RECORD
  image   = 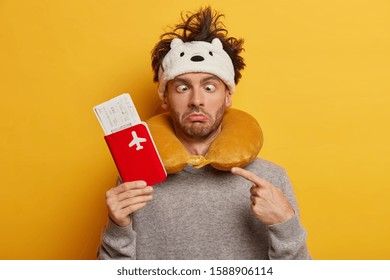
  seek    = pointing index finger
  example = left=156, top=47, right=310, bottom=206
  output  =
left=231, top=167, right=270, bottom=188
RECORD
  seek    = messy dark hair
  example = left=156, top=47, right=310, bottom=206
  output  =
left=151, top=6, right=245, bottom=84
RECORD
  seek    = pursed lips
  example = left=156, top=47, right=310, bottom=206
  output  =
left=185, top=113, right=209, bottom=122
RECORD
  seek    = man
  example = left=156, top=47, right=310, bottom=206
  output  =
left=99, top=7, right=310, bottom=259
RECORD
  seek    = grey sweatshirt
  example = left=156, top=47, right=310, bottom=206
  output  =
left=99, top=158, right=311, bottom=259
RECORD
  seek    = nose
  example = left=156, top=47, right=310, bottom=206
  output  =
left=189, top=87, right=205, bottom=108
left=190, top=55, right=204, bottom=62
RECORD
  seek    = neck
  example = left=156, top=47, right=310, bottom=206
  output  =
left=174, top=125, right=222, bottom=156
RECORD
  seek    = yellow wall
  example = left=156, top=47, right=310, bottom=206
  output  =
left=1, top=0, right=389, bottom=259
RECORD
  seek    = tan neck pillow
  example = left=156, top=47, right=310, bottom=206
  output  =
left=146, top=108, right=263, bottom=174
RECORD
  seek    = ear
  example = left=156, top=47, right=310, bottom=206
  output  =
left=170, top=38, right=183, bottom=49
left=211, top=38, right=223, bottom=49
left=161, top=92, right=169, bottom=110
left=225, top=92, right=232, bottom=108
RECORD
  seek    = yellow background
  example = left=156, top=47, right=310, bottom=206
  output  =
left=1, top=0, right=389, bottom=259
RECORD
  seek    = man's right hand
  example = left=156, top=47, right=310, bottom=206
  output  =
left=105, top=181, right=153, bottom=227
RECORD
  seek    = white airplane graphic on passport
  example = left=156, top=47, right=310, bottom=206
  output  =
left=129, top=131, right=146, bottom=151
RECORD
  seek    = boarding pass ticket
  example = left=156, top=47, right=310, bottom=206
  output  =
left=93, top=93, right=141, bottom=135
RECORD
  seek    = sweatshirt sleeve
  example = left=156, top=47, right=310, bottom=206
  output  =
left=98, top=218, right=137, bottom=260
left=267, top=168, right=311, bottom=260
left=267, top=214, right=311, bottom=259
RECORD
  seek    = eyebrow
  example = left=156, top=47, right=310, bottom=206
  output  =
left=171, top=74, right=223, bottom=84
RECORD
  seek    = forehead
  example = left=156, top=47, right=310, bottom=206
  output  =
left=170, top=72, right=224, bottom=84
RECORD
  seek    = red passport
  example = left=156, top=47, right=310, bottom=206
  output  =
left=104, top=122, right=167, bottom=186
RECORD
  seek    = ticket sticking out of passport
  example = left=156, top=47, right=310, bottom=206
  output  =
left=93, top=93, right=141, bottom=135
left=94, top=94, right=167, bottom=185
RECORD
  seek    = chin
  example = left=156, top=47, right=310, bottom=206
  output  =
left=183, top=126, right=215, bottom=139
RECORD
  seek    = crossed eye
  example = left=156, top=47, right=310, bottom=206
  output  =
left=177, top=85, right=189, bottom=92
left=204, top=84, right=216, bottom=92
left=176, top=84, right=216, bottom=93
